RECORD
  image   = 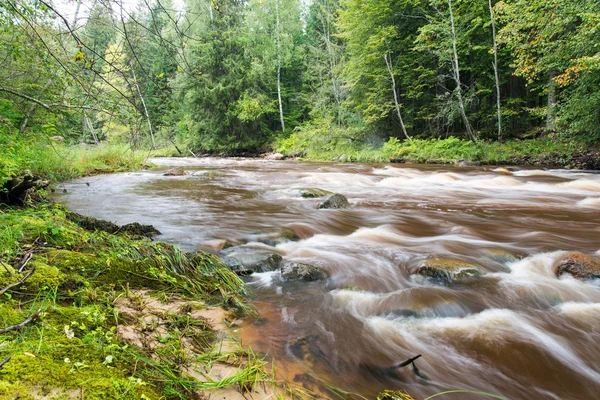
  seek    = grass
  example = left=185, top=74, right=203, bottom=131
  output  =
left=0, top=128, right=149, bottom=190
left=0, top=203, right=260, bottom=399
left=276, top=128, right=588, bottom=166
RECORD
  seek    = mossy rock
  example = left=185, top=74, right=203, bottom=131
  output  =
left=416, top=258, right=483, bottom=283
left=296, top=188, right=332, bottom=198
left=318, top=193, right=349, bottom=209
left=555, top=252, right=600, bottom=280
left=281, top=263, right=329, bottom=281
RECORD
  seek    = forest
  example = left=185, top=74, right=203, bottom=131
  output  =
left=0, top=0, right=599, bottom=163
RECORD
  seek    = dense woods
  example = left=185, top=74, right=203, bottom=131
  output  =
left=0, top=0, right=599, bottom=155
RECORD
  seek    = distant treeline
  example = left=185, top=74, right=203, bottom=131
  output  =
left=0, top=0, right=598, bottom=152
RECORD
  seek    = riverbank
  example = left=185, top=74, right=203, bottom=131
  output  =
left=151, top=135, right=599, bottom=170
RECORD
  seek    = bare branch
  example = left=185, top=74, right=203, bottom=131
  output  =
left=0, top=310, right=41, bottom=334
left=0, top=267, right=36, bottom=296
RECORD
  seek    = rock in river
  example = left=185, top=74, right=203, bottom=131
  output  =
left=221, top=248, right=283, bottom=273
left=416, top=258, right=483, bottom=283
left=554, top=252, right=600, bottom=280
left=281, top=262, right=329, bottom=281
left=163, top=168, right=186, bottom=176
left=296, top=188, right=332, bottom=198
left=318, top=193, right=349, bottom=209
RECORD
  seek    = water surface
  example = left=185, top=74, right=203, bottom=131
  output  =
left=56, top=158, right=600, bottom=399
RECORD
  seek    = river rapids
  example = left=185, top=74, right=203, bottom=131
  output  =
left=56, top=158, right=600, bottom=400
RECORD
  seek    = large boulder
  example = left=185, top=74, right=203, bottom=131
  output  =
left=415, top=258, right=483, bottom=283
left=281, top=262, right=328, bottom=281
left=318, top=194, right=349, bottom=209
left=163, top=168, right=186, bottom=176
left=221, top=249, right=283, bottom=273
left=554, top=252, right=600, bottom=280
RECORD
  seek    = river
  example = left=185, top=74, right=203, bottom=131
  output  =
left=56, top=157, right=600, bottom=400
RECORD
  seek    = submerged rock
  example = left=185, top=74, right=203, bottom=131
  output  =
left=221, top=249, right=283, bottom=273
left=318, top=193, right=349, bottom=209
left=296, top=188, right=332, bottom=198
left=281, top=262, right=329, bottom=281
left=255, top=228, right=301, bottom=246
left=163, top=168, right=186, bottom=176
left=484, top=248, right=520, bottom=265
left=416, top=258, right=483, bottom=283
left=198, top=239, right=234, bottom=252
left=555, top=252, right=600, bottom=280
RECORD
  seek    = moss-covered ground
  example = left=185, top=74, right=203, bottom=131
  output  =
left=0, top=203, right=278, bottom=399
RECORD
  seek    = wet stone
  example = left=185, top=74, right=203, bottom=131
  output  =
left=221, top=248, right=283, bottom=273
left=416, top=258, right=483, bottom=283
left=163, top=168, right=186, bottom=176
left=281, top=262, right=329, bottom=281
left=318, top=193, right=349, bottom=209
left=296, top=188, right=332, bottom=198
left=555, top=252, right=600, bottom=280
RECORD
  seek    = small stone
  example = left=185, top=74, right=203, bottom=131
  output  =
left=318, top=193, right=349, bottom=209
left=163, top=168, right=186, bottom=176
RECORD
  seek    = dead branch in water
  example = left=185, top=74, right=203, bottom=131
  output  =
left=0, top=310, right=41, bottom=334
left=391, top=354, right=422, bottom=369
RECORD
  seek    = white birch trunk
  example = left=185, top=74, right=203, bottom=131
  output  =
left=384, top=53, right=411, bottom=141
left=489, top=0, right=502, bottom=141
left=275, top=0, right=285, bottom=132
left=448, top=0, right=475, bottom=141
left=130, top=62, right=156, bottom=149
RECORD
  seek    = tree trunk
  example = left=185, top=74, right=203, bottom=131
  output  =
left=130, top=61, right=156, bottom=148
left=19, top=77, right=54, bottom=133
left=489, top=0, right=502, bottom=141
left=275, top=0, right=285, bottom=133
left=448, top=0, right=475, bottom=141
left=546, top=71, right=556, bottom=131
left=384, top=52, right=411, bottom=141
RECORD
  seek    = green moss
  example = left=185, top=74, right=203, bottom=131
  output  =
left=22, top=259, right=66, bottom=292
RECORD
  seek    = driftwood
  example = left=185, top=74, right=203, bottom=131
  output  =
left=0, top=356, right=10, bottom=369
left=0, top=310, right=41, bottom=334
left=0, top=267, right=36, bottom=296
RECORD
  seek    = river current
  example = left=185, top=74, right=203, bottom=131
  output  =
left=56, top=157, right=600, bottom=399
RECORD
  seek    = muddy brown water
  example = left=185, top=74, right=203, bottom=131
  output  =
left=55, top=158, right=600, bottom=400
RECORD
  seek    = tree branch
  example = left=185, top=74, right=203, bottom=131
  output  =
left=0, top=310, right=41, bottom=334
left=0, top=267, right=36, bottom=296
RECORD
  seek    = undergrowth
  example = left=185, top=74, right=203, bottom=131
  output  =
left=276, top=128, right=587, bottom=165
left=0, top=128, right=148, bottom=189
left=0, top=203, right=254, bottom=399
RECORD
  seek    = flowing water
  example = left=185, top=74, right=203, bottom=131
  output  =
left=56, top=158, right=600, bottom=399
